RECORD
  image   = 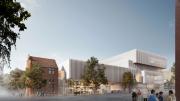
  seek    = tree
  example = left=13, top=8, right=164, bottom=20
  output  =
left=66, top=78, right=75, bottom=87
left=9, top=68, right=25, bottom=90
left=0, top=74, right=4, bottom=86
left=24, top=64, right=47, bottom=92
left=164, top=80, right=172, bottom=90
left=0, top=73, right=11, bottom=89
left=0, top=0, right=31, bottom=67
left=96, top=65, right=108, bottom=86
left=170, top=63, right=175, bottom=84
left=82, top=57, right=108, bottom=92
left=122, top=71, right=136, bottom=93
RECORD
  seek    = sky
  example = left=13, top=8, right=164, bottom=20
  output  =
left=4, top=0, right=175, bottom=73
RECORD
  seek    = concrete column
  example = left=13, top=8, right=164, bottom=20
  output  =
left=176, top=0, right=180, bottom=100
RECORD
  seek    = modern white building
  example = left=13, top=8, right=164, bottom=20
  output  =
left=100, top=49, right=166, bottom=68
left=62, top=59, right=128, bottom=83
left=62, top=49, right=167, bottom=91
left=100, top=49, right=167, bottom=88
left=62, top=59, right=129, bottom=91
left=62, top=59, right=86, bottom=80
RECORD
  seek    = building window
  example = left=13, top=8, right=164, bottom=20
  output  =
left=49, top=79, right=51, bottom=84
left=48, top=68, right=55, bottom=74
left=52, top=68, right=55, bottom=74
left=52, top=84, right=55, bottom=93
left=48, top=68, right=52, bottom=74
left=49, top=78, right=55, bottom=85
left=52, top=79, right=54, bottom=82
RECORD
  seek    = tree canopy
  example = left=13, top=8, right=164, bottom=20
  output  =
left=9, top=68, right=25, bottom=90
left=0, top=0, right=31, bottom=67
left=8, top=64, right=47, bottom=92
left=122, top=71, right=136, bottom=92
left=24, top=64, right=47, bottom=90
left=170, top=63, right=175, bottom=84
left=81, top=57, right=108, bottom=90
left=66, top=78, right=75, bottom=87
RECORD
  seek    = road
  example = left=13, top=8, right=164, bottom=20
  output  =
left=0, top=94, right=132, bottom=101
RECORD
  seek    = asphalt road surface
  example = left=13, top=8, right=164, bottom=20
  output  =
left=0, top=94, right=132, bottom=101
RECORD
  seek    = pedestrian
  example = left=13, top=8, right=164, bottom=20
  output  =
left=137, top=89, right=142, bottom=101
left=132, top=91, right=137, bottom=101
left=148, top=89, right=157, bottom=101
left=166, top=90, right=176, bottom=101
left=158, top=91, right=163, bottom=101
left=142, top=89, right=148, bottom=101
left=156, top=93, right=159, bottom=101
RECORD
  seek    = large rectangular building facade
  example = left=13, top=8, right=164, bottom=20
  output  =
left=100, top=49, right=167, bottom=88
left=100, top=49, right=166, bottom=68
left=62, top=59, right=129, bottom=91
left=62, top=49, right=167, bottom=90
left=62, top=59, right=128, bottom=83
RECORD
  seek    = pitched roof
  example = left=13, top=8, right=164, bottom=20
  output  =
left=61, top=66, right=65, bottom=71
left=28, top=56, right=58, bottom=68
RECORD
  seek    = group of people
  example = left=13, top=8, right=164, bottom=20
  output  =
left=132, top=89, right=176, bottom=101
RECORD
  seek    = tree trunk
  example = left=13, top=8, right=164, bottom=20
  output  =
left=128, top=84, right=131, bottom=93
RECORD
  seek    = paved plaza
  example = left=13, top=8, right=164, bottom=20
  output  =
left=0, top=94, right=131, bottom=101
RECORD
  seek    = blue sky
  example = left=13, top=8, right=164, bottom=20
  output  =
left=4, top=0, right=175, bottom=73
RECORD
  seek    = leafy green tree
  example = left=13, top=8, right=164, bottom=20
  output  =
left=170, top=63, right=175, bottom=84
left=164, top=80, right=172, bottom=90
left=0, top=73, right=11, bottom=89
left=96, top=65, right=108, bottom=86
left=24, top=64, right=47, bottom=92
left=0, top=74, right=4, bottom=86
left=0, top=0, right=31, bottom=67
left=66, top=78, right=75, bottom=87
left=82, top=57, right=108, bottom=92
left=9, top=68, right=25, bottom=90
left=66, top=78, right=78, bottom=94
left=122, top=71, right=136, bottom=93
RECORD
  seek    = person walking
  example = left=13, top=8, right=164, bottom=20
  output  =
left=158, top=91, right=163, bottom=101
left=148, top=89, right=157, bottom=101
left=166, top=90, right=176, bottom=101
left=155, top=93, right=159, bottom=101
left=132, top=91, right=137, bottom=101
left=137, top=89, right=142, bottom=101
left=142, top=89, right=148, bottom=101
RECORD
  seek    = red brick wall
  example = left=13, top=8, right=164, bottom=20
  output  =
left=41, top=67, right=58, bottom=95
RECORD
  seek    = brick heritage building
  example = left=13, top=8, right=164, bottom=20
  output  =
left=26, top=56, right=58, bottom=96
